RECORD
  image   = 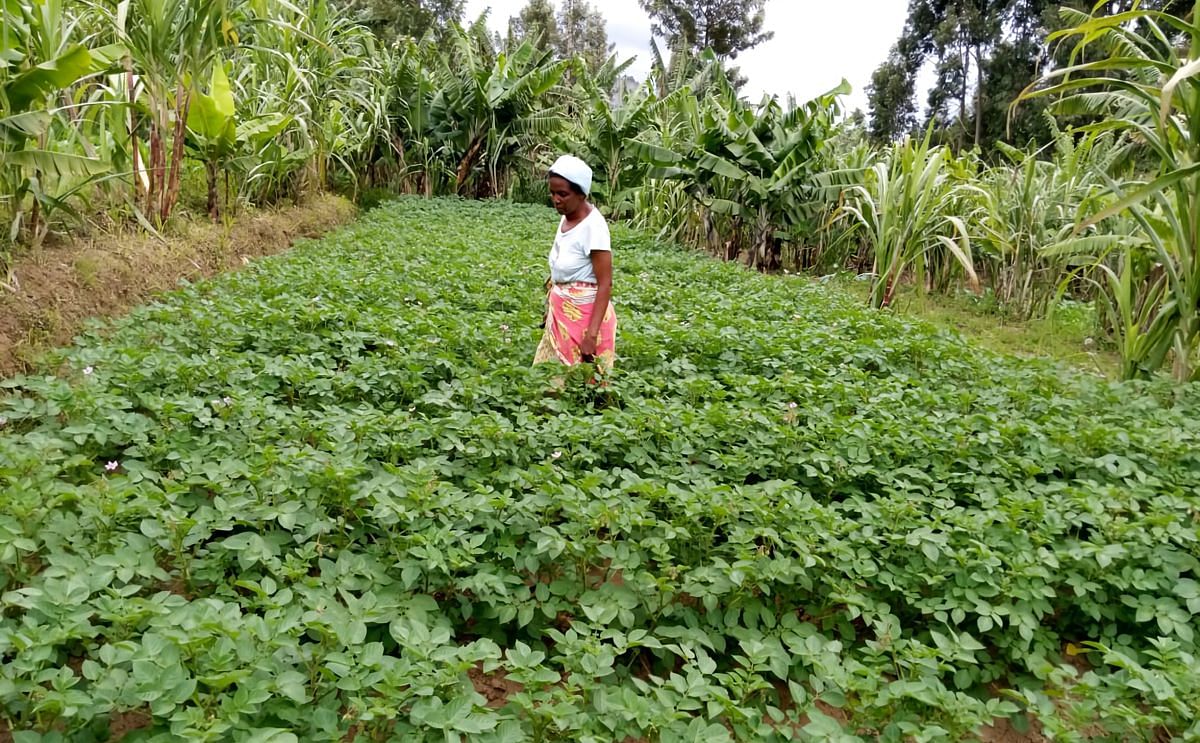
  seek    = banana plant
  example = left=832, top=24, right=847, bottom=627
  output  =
left=185, top=59, right=288, bottom=219
left=1, top=0, right=125, bottom=246
left=558, top=55, right=687, bottom=213
left=389, top=37, right=452, bottom=196
left=635, top=68, right=848, bottom=270
left=120, top=0, right=234, bottom=224
left=428, top=21, right=570, bottom=196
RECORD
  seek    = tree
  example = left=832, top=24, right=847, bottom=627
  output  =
left=866, top=43, right=918, bottom=143
left=336, top=0, right=464, bottom=42
left=557, top=0, right=611, bottom=75
left=637, top=0, right=772, bottom=59
left=508, top=0, right=558, bottom=53
left=866, top=0, right=1083, bottom=150
left=509, top=0, right=612, bottom=77
left=864, top=0, right=1192, bottom=152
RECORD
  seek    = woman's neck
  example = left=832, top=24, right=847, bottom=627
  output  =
left=565, top=201, right=590, bottom=223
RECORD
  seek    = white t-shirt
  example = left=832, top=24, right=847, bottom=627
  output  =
left=549, top=207, right=611, bottom=284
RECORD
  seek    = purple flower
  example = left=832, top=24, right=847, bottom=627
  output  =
left=105, top=461, right=119, bottom=472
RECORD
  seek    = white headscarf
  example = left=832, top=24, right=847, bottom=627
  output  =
left=548, top=155, right=592, bottom=196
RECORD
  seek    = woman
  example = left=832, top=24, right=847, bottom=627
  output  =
left=533, top=155, right=617, bottom=373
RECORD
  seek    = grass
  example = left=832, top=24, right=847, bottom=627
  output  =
left=812, top=273, right=1121, bottom=378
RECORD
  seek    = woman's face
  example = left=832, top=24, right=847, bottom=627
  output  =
left=548, top=175, right=585, bottom=216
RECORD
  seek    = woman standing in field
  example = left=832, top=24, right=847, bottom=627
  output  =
left=533, top=155, right=617, bottom=372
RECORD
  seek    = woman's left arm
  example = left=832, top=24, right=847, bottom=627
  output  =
left=581, top=250, right=612, bottom=358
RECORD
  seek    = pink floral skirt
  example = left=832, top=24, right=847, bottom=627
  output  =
left=533, top=282, right=616, bottom=371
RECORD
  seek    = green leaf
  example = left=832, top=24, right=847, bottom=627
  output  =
left=0, top=148, right=109, bottom=177
left=4, top=43, right=126, bottom=113
left=237, top=729, right=298, bottom=743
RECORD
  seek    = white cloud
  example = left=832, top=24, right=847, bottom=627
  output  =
left=462, top=0, right=910, bottom=113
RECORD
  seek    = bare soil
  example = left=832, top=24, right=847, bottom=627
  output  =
left=468, top=662, right=525, bottom=709
left=0, top=194, right=355, bottom=376
left=979, top=715, right=1048, bottom=743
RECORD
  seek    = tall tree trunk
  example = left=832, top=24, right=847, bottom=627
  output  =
left=148, top=105, right=164, bottom=218
left=974, top=45, right=984, bottom=150
left=161, top=82, right=191, bottom=223
left=958, top=44, right=969, bottom=151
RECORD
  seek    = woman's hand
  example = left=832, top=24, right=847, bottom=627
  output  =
left=580, top=330, right=598, bottom=358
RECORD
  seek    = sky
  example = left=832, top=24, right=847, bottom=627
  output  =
left=461, top=0, right=911, bottom=114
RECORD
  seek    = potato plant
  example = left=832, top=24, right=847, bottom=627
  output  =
left=1, top=199, right=1198, bottom=741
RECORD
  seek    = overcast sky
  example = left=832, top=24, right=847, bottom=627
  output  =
left=461, top=0, right=910, bottom=114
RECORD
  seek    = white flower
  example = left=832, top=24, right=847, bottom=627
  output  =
left=0, top=416, right=7, bottom=428
left=105, top=461, right=119, bottom=472
left=788, top=402, right=798, bottom=410
left=385, top=340, right=396, bottom=347
left=83, top=366, right=94, bottom=376
left=222, top=396, right=233, bottom=405
left=500, top=324, right=510, bottom=332
left=551, top=451, right=563, bottom=460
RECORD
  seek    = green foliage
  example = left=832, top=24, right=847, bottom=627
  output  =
left=2, top=199, right=1199, bottom=740
left=637, top=0, right=772, bottom=59
left=631, top=67, right=845, bottom=270
left=839, top=129, right=980, bottom=309
left=333, top=0, right=465, bottom=43
left=185, top=59, right=289, bottom=218
left=1022, top=2, right=1200, bottom=381
left=967, top=118, right=1132, bottom=320
left=554, top=0, right=611, bottom=77
left=0, top=0, right=125, bottom=246
left=866, top=42, right=918, bottom=144
left=507, top=0, right=558, bottom=53
left=6, top=0, right=1200, bottom=388
left=865, top=0, right=1094, bottom=151
left=0, top=0, right=391, bottom=242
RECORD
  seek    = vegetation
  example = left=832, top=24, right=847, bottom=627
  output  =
left=334, top=0, right=466, bottom=43
left=506, top=0, right=612, bottom=76
left=2, top=199, right=1198, bottom=741
left=637, top=0, right=772, bottom=59
left=864, top=0, right=1188, bottom=151
left=6, top=0, right=1200, bottom=381
left=4, top=0, right=1200, bottom=737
